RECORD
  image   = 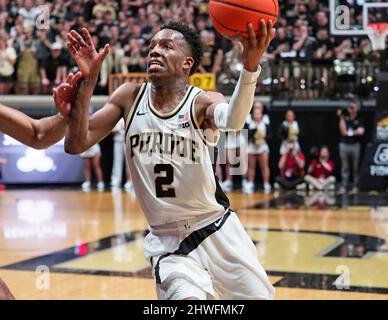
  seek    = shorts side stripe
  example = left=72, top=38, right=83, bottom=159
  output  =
left=154, top=210, right=231, bottom=284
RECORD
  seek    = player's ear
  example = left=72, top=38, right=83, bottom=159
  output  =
left=183, top=56, right=194, bottom=72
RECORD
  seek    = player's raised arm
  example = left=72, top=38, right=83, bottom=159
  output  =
left=63, top=27, right=121, bottom=154
left=0, top=72, right=82, bottom=149
left=200, top=19, right=276, bottom=131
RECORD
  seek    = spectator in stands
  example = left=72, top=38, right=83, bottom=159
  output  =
left=9, top=15, right=25, bottom=40
left=334, top=38, right=354, bottom=60
left=137, top=7, right=148, bottom=28
left=314, top=28, right=335, bottom=59
left=305, top=145, right=336, bottom=191
left=356, top=37, right=379, bottom=64
left=141, top=13, right=160, bottom=42
left=0, top=6, right=9, bottom=31
left=292, top=22, right=316, bottom=60
left=312, top=11, right=329, bottom=35
left=218, top=38, right=243, bottom=86
left=306, top=0, right=322, bottom=17
left=245, top=101, right=272, bottom=194
left=53, top=19, right=73, bottom=47
left=110, top=25, right=122, bottom=44
left=39, top=42, right=68, bottom=94
left=92, top=0, right=117, bottom=19
left=275, top=140, right=306, bottom=191
left=312, top=28, right=335, bottom=98
left=198, top=30, right=223, bottom=74
left=0, top=34, right=17, bottom=94
left=268, top=27, right=291, bottom=59
left=18, top=0, right=38, bottom=28
left=123, top=24, right=146, bottom=48
left=123, top=38, right=146, bottom=73
left=266, top=27, right=291, bottom=91
left=117, top=11, right=128, bottom=35
left=290, top=22, right=317, bottom=97
left=337, top=98, right=365, bottom=194
left=195, top=16, right=208, bottom=34
left=279, top=109, right=301, bottom=155
left=35, top=29, right=52, bottom=64
left=296, top=2, right=309, bottom=24
left=80, top=143, right=105, bottom=192
left=14, top=26, right=40, bottom=94
left=99, top=40, right=127, bottom=94
left=145, top=0, right=161, bottom=18
left=110, top=119, right=133, bottom=192
left=51, top=0, right=67, bottom=22
left=0, top=0, right=383, bottom=100
left=125, top=0, right=142, bottom=16
left=65, top=0, right=83, bottom=21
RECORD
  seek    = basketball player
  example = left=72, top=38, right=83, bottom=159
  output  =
left=61, top=20, right=276, bottom=300
left=0, top=72, right=81, bottom=300
left=0, top=72, right=82, bottom=148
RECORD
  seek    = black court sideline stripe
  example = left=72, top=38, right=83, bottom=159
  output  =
left=125, top=84, right=147, bottom=139
left=154, top=210, right=231, bottom=284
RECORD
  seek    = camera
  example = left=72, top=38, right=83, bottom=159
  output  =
left=337, top=106, right=349, bottom=117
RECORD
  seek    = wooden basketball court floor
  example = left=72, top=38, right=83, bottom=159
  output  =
left=1, top=188, right=388, bottom=300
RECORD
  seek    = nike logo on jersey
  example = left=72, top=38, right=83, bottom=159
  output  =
left=214, top=217, right=223, bottom=228
left=136, top=110, right=148, bottom=116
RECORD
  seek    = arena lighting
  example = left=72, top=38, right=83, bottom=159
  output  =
left=0, top=134, right=83, bottom=183
left=16, top=148, right=54, bottom=173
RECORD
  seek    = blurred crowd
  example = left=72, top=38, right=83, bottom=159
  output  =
left=0, top=0, right=387, bottom=97
left=217, top=98, right=365, bottom=200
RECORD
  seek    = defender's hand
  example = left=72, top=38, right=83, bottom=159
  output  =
left=66, top=28, right=109, bottom=77
left=238, top=19, right=276, bottom=72
left=53, top=71, right=83, bottom=117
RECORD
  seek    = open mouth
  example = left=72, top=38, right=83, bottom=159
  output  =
left=148, top=60, right=164, bottom=71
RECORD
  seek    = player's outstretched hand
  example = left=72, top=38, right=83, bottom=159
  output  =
left=53, top=71, right=83, bottom=117
left=66, top=27, right=109, bottom=77
left=238, top=19, right=276, bottom=72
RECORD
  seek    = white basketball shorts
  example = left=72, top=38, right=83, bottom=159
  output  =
left=145, top=210, right=275, bottom=300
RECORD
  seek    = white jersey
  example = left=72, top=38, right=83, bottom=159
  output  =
left=125, top=83, right=229, bottom=228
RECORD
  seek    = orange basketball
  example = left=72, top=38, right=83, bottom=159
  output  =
left=209, top=0, right=278, bottom=38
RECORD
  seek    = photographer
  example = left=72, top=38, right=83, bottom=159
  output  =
left=337, top=99, right=365, bottom=194
left=274, top=140, right=306, bottom=190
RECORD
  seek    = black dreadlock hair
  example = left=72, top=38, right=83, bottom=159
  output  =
left=160, top=21, right=203, bottom=75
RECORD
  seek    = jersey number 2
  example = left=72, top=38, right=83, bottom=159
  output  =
left=154, top=164, right=176, bottom=198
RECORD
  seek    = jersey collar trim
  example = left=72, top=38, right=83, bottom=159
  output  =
left=147, top=84, right=194, bottom=120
